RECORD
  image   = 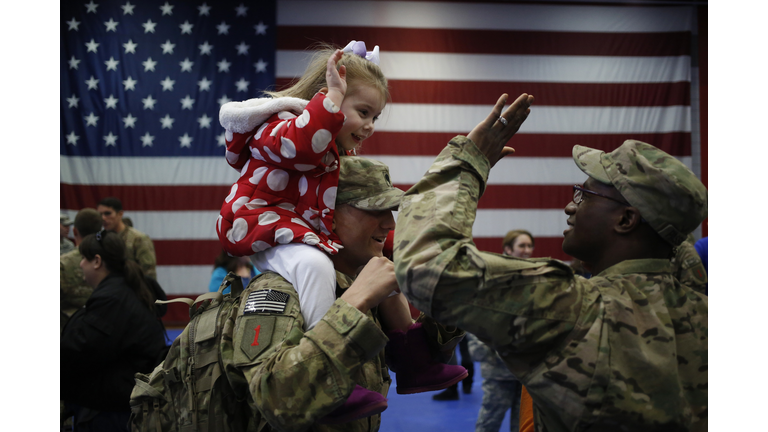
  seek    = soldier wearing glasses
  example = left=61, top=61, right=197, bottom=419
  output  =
left=393, top=93, right=707, bottom=432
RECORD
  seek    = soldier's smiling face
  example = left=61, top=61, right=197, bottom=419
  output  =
left=332, top=204, right=395, bottom=275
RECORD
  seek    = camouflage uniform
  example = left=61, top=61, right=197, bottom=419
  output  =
left=217, top=157, right=464, bottom=432
left=467, top=333, right=522, bottom=432
left=672, top=235, right=708, bottom=295
left=60, top=249, right=93, bottom=332
left=394, top=137, right=708, bottom=432
left=118, top=226, right=157, bottom=280
left=61, top=237, right=75, bottom=255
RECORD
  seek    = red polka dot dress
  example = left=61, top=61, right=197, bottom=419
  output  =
left=217, top=93, right=346, bottom=257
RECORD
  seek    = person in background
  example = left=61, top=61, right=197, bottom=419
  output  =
left=672, top=233, right=708, bottom=295
left=60, top=208, right=104, bottom=331
left=97, top=197, right=157, bottom=280
left=61, top=231, right=167, bottom=432
left=502, top=229, right=534, bottom=258
left=61, top=214, right=76, bottom=255
left=208, top=249, right=260, bottom=294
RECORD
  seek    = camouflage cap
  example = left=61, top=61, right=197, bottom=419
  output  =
left=572, top=140, right=707, bottom=246
left=61, top=214, right=74, bottom=226
left=337, top=156, right=404, bottom=211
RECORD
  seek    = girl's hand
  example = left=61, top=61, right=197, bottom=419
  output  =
left=325, top=49, right=346, bottom=108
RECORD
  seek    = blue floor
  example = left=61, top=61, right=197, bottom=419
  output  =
left=164, top=329, right=509, bottom=431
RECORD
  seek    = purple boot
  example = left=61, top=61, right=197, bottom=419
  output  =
left=317, top=385, right=388, bottom=425
left=386, top=323, right=469, bottom=395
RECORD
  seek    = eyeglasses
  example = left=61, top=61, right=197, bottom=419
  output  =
left=572, top=185, right=631, bottom=206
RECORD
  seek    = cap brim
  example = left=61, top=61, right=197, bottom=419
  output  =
left=346, top=188, right=404, bottom=211
left=572, top=145, right=612, bottom=185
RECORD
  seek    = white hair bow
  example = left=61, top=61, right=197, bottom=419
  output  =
left=342, top=40, right=380, bottom=66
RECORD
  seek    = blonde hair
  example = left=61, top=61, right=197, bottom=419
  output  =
left=264, top=43, right=389, bottom=104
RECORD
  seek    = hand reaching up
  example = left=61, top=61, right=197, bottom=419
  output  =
left=467, top=93, right=534, bottom=167
left=325, top=49, right=347, bottom=109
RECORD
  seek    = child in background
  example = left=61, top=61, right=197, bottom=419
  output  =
left=218, top=41, right=467, bottom=423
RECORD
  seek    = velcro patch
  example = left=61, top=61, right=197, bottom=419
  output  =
left=244, top=289, right=290, bottom=315
left=239, top=316, right=275, bottom=360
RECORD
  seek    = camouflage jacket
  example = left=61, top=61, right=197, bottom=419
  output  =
left=61, top=237, right=75, bottom=255
left=223, top=270, right=464, bottom=432
left=466, top=333, right=517, bottom=382
left=393, top=137, right=708, bottom=432
left=119, top=226, right=157, bottom=280
left=672, top=238, right=708, bottom=295
left=60, top=249, right=93, bottom=332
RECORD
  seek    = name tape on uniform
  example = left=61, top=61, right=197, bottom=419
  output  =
left=244, top=289, right=290, bottom=315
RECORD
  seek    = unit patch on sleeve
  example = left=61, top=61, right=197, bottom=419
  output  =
left=244, top=289, right=290, bottom=315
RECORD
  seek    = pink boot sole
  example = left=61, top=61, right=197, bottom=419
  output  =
left=396, top=368, right=468, bottom=395
left=317, top=385, right=388, bottom=424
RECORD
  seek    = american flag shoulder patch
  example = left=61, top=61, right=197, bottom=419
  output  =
left=243, top=289, right=290, bottom=315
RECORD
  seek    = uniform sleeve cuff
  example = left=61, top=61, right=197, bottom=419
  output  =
left=320, top=299, right=389, bottom=361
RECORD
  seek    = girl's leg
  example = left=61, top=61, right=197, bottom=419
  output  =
left=377, top=292, right=413, bottom=333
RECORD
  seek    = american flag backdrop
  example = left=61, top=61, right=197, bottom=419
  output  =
left=61, top=0, right=708, bottom=296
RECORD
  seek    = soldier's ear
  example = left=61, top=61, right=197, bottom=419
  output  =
left=615, top=206, right=643, bottom=235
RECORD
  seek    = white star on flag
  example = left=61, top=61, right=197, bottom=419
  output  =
left=179, top=133, right=193, bottom=148
left=85, top=112, right=99, bottom=127
left=180, top=21, right=194, bottom=34
left=143, top=57, right=157, bottom=72
left=161, top=40, right=175, bottom=54
left=67, top=95, right=79, bottom=108
left=68, top=56, right=80, bottom=70
left=85, top=76, right=99, bottom=90
left=140, top=132, right=155, bottom=147
left=66, top=131, right=79, bottom=145
left=160, top=2, right=174, bottom=15
left=180, top=95, right=195, bottom=110
left=217, top=132, right=226, bottom=146
left=142, top=95, right=157, bottom=110
left=198, top=3, right=211, bottom=16
left=216, top=22, right=230, bottom=35
left=199, top=41, right=213, bottom=55
left=217, top=59, right=231, bottom=72
left=123, top=113, right=137, bottom=128
left=85, top=39, right=99, bottom=53
left=85, top=1, right=98, bottom=13
left=105, top=18, right=119, bottom=32
left=142, top=19, right=157, bottom=33
left=236, top=42, right=249, bottom=55
left=254, top=21, right=268, bottom=35
left=160, top=114, right=175, bottom=129
left=180, top=58, right=194, bottom=72
left=121, top=2, right=135, bottom=15
left=236, top=4, right=248, bottom=16
left=105, top=57, right=120, bottom=71
left=160, top=77, right=175, bottom=91
left=104, top=132, right=118, bottom=146
left=104, top=95, right=119, bottom=109
left=123, top=76, right=137, bottom=91
left=198, top=77, right=212, bottom=91
left=67, top=18, right=80, bottom=31
left=235, top=78, right=249, bottom=92
left=198, top=114, right=212, bottom=128
left=123, top=39, right=138, bottom=54
left=254, top=59, right=268, bottom=73
left=217, top=95, right=231, bottom=105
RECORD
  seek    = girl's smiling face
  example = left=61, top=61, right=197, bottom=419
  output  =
left=335, top=84, right=386, bottom=152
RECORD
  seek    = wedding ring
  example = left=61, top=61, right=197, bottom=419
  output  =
left=498, top=116, right=508, bottom=126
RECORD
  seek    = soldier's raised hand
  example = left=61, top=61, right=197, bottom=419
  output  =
left=467, top=93, right=534, bottom=167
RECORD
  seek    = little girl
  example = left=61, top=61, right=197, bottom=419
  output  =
left=217, top=41, right=466, bottom=423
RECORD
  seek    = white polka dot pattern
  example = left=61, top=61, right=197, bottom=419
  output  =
left=250, top=166, right=268, bottom=185
left=231, top=196, right=249, bottom=214
left=225, top=184, right=238, bottom=203
left=270, top=120, right=287, bottom=137
left=298, top=175, right=308, bottom=196
left=280, top=137, right=296, bottom=159
left=291, top=217, right=310, bottom=229
left=278, top=111, right=297, bottom=120
left=251, top=240, right=270, bottom=252
left=226, top=150, right=240, bottom=165
left=263, top=146, right=281, bottom=163
left=323, top=97, right=340, bottom=113
left=258, top=211, right=280, bottom=225
left=250, top=147, right=265, bottom=161
left=322, top=152, right=335, bottom=166
left=225, top=130, right=233, bottom=142
left=255, top=123, right=268, bottom=140
left=275, top=228, right=294, bottom=244
left=239, top=159, right=250, bottom=177
left=295, top=110, right=310, bottom=128
left=217, top=215, right=222, bottom=233
left=294, top=164, right=315, bottom=172
left=228, top=218, right=248, bottom=243
left=277, top=203, right=296, bottom=212
left=323, top=187, right=337, bottom=210
left=245, top=198, right=268, bottom=210
left=266, top=169, right=289, bottom=191
left=311, top=129, right=332, bottom=153
left=302, top=232, right=320, bottom=245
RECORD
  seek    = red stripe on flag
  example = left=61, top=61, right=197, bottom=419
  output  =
left=60, top=184, right=230, bottom=212
left=274, top=79, right=691, bottom=107
left=277, top=27, right=691, bottom=56
left=359, top=132, right=691, bottom=157
left=153, top=237, right=572, bottom=266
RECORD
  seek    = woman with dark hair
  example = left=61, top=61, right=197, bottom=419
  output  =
left=208, top=249, right=259, bottom=294
left=61, top=230, right=167, bottom=432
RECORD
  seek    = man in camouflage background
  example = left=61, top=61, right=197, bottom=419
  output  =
left=217, top=157, right=464, bottom=431
left=60, top=214, right=76, bottom=255
left=97, top=197, right=158, bottom=280
left=393, top=93, right=708, bottom=431
left=60, top=208, right=103, bottom=332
